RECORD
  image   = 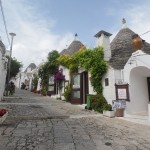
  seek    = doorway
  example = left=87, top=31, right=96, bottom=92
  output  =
left=147, top=77, right=150, bottom=102
left=71, top=71, right=89, bottom=104
left=81, top=71, right=89, bottom=104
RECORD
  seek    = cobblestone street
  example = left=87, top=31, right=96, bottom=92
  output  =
left=0, top=89, right=150, bottom=150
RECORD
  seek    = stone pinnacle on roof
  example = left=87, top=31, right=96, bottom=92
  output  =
left=122, top=18, right=127, bottom=29
left=74, top=33, right=78, bottom=41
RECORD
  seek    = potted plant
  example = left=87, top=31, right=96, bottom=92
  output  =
left=64, top=85, right=71, bottom=102
left=103, top=104, right=115, bottom=118
left=41, top=87, right=47, bottom=96
left=0, top=108, right=8, bottom=124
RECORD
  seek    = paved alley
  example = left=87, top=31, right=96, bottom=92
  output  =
left=0, top=89, right=150, bottom=150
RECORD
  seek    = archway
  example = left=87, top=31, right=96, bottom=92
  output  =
left=126, top=66, right=150, bottom=115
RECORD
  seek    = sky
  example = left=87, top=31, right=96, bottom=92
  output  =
left=1, top=0, right=150, bottom=70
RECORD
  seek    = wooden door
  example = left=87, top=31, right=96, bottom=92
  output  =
left=147, top=77, right=150, bottom=102
left=81, top=72, right=89, bottom=104
left=71, top=73, right=82, bottom=104
left=47, top=75, right=56, bottom=96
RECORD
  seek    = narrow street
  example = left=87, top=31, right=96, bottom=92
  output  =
left=0, top=89, right=150, bottom=150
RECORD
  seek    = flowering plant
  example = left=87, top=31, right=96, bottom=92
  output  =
left=54, top=72, right=65, bottom=81
left=0, top=109, right=7, bottom=117
left=54, top=69, right=65, bottom=100
left=54, top=69, right=65, bottom=82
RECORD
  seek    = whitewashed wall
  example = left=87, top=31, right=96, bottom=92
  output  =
left=15, top=72, right=25, bottom=88
left=88, top=72, right=96, bottom=95
left=102, top=66, right=116, bottom=104
left=15, top=73, right=20, bottom=88
left=59, top=65, right=70, bottom=81
left=0, top=52, right=3, bottom=99
left=128, top=67, right=149, bottom=114
left=0, top=42, right=7, bottom=100
left=124, top=50, right=150, bottom=115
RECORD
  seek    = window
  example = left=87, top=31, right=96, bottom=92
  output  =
left=72, top=74, right=80, bottom=89
left=72, top=91, right=80, bottom=99
left=105, top=78, right=109, bottom=86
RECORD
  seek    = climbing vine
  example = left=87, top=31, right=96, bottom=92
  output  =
left=58, top=46, right=108, bottom=94
left=38, top=50, right=60, bottom=90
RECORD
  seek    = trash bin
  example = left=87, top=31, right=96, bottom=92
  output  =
left=115, top=108, right=124, bottom=117
left=86, top=94, right=94, bottom=110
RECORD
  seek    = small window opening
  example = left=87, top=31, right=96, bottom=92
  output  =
left=105, top=78, right=109, bottom=86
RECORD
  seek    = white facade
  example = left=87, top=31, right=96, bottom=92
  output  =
left=0, top=42, right=7, bottom=100
left=103, top=50, right=150, bottom=119
left=123, top=50, right=150, bottom=115
left=102, top=67, right=116, bottom=104
left=95, top=26, right=150, bottom=118
left=59, top=65, right=70, bottom=81
left=15, top=72, right=25, bottom=88
left=15, top=63, right=38, bottom=90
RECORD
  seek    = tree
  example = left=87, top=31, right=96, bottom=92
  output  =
left=38, top=50, right=60, bottom=90
left=32, top=74, right=39, bottom=90
left=10, top=58, right=22, bottom=78
left=6, top=56, right=22, bottom=81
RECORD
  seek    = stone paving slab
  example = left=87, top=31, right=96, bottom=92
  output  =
left=0, top=89, right=150, bottom=150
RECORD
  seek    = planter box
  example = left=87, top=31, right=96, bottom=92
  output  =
left=0, top=112, right=8, bottom=124
left=103, top=110, right=115, bottom=118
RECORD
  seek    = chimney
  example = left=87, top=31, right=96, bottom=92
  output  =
left=94, top=30, right=112, bottom=61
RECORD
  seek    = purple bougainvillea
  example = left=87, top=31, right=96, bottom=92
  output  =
left=54, top=70, right=65, bottom=82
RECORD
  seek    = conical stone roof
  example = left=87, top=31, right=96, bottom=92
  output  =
left=60, top=40, right=84, bottom=56
left=24, top=63, right=36, bottom=73
left=109, top=28, right=150, bottom=69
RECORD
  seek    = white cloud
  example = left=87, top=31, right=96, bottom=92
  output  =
left=125, top=4, right=150, bottom=43
left=2, top=0, right=150, bottom=71
left=109, top=1, right=150, bottom=44
left=1, top=0, right=74, bottom=70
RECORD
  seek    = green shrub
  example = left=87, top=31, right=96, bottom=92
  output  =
left=91, top=94, right=112, bottom=113
left=32, top=75, right=39, bottom=90
left=64, top=85, right=71, bottom=102
left=103, top=103, right=112, bottom=111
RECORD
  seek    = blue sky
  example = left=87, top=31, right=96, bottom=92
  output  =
left=1, top=0, right=150, bottom=69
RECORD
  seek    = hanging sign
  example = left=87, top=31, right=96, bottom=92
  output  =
left=115, top=84, right=130, bottom=101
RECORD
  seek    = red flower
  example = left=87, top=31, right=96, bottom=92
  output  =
left=0, top=109, right=7, bottom=116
